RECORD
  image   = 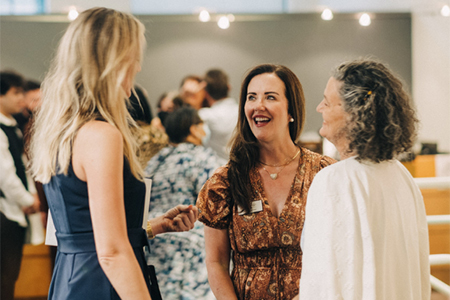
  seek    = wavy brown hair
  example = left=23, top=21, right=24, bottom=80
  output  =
left=333, top=59, right=418, bottom=163
left=228, top=64, right=305, bottom=213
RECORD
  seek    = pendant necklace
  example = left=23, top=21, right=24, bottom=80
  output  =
left=260, top=148, right=300, bottom=180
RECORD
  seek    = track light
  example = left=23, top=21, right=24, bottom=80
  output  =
left=218, top=16, right=230, bottom=29
left=441, top=5, right=450, bottom=17
left=68, top=6, right=79, bottom=21
left=321, top=9, right=333, bottom=21
left=199, top=9, right=210, bottom=22
left=359, top=13, right=371, bottom=26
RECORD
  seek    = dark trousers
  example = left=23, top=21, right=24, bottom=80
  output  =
left=1, top=212, right=26, bottom=300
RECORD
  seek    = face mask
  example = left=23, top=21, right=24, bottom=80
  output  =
left=201, top=123, right=211, bottom=146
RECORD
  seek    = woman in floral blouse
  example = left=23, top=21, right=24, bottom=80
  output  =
left=197, top=64, right=335, bottom=300
left=145, top=106, right=225, bottom=300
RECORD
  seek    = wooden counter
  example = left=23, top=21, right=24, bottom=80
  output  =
left=14, top=242, right=52, bottom=299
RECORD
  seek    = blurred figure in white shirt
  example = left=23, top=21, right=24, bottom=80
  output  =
left=198, top=69, right=238, bottom=160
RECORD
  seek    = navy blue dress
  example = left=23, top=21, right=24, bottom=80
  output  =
left=44, top=160, right=150, bottom=299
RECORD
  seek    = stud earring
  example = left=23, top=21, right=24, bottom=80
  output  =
left=289, top=118, right=294, bottom=122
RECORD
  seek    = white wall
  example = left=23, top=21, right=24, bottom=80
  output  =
left=412, top=3, right=450, bottom=153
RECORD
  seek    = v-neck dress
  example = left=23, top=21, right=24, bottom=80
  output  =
left=197, top=147, right=335, bottom=300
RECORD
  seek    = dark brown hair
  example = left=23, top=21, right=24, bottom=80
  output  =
left=228, top=64, right=305, bottom=213
left=204, top=69, right=229, bottom=100
left=0, top=71, right=25, bottom=95
left=164, top=106, right=202, bottom=144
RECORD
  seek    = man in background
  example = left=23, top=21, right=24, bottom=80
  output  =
left=13, top=80, right=41, bottom=134
left=179, top=75, right=207, bottom=110
left=0, top=71, right=39, bottom=300
left=198, top=69, right=238, bottom=160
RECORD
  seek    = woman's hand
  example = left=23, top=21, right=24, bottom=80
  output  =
left=151, top=204, right=198, bottom=236
left=22, top=194, right=40, bottom=215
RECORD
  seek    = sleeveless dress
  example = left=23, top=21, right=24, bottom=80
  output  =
left=43, top=160, right=150, bottom=299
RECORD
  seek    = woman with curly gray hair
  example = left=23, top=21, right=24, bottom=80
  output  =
left=296, top=59, right=430, bottom=300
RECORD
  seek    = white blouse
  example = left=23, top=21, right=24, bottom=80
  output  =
left=299, top=157, right=430, bottom=300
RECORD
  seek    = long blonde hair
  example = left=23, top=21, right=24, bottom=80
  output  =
left=29, top=7, right=146, bottom=183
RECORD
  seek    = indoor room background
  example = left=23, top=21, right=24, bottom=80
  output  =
left=1, top=0, right=449, bottom=153
left=1, top=1, right=450, bottom=299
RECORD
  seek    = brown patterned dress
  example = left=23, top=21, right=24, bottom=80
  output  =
left=197, top=147, right=335, bottom=300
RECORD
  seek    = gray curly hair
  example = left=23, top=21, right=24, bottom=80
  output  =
left=333, top=59, right=419, bottom=163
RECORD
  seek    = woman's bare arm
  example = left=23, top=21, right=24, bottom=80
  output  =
left=73, top=121, right=151, bottom=300
left=204, top=225, right=238, bottom=300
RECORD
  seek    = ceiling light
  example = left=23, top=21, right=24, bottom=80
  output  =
left=68, top=6, right=79, bottom=21
left=218, top=16, right=230, bottom=29
left=441, top=5, right=450, bottom=17
left=321, top=9, right=333, bottom=21
left=359, top=13, right=371, bottom=26
left=199, top=9, right=210, bottom=22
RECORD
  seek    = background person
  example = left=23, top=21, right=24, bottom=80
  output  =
left=0, top=71, right=40, bottom=300
left=13, top=80, right=41, bottom=134
left=128, top=84, right=153, bottom=125
left=198, top=68, right=239, bottom=160
left=196, top=64, right=335, bottom=300
left=29, top=8, right=197, bottom=300
left=145, top=106, right=225, bottom=300
left=179, top=74, right=207, bottom=109
left=128, top=87, right=168, bottom=168
left=151, top=91, right=184, bottom=132
left=297, top=59, right=430, bottom=300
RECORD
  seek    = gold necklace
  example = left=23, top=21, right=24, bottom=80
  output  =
left=260, top=148, right=300, bottom=180
left=259, top=148, right=301, bottom=167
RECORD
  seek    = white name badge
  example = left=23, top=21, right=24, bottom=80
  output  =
left=238, top=200, right=263, bottom=216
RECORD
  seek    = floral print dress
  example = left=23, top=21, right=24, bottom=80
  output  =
left=197, top=148, right=335, bottom=300
left=145, top=143, right=226, bottom=300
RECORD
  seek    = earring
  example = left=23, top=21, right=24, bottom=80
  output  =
left=289, top=118, right=294, bottom=122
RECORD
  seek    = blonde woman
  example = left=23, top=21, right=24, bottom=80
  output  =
left=29, top=7, right=197, bottom=300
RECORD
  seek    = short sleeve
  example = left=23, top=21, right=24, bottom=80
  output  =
left=196, top=166, right=232, bottom=229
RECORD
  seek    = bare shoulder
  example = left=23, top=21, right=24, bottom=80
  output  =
left=73, top=121, right=123, bottom=172
left=76, top=120, right=122, bottom=148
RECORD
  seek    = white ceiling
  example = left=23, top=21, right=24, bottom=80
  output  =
left=48, top=0, right=447, bottom=15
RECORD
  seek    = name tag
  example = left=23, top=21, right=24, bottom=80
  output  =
left=238, top=200, right=263, bottom=216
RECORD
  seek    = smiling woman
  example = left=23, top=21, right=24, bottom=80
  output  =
left=316, top=77, right=349, bottom=157
left=244, top=73, right=292, bottom=144
left=299, top=59, right=429, bottom=300
left=196, top=64, right=336, bottom=300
